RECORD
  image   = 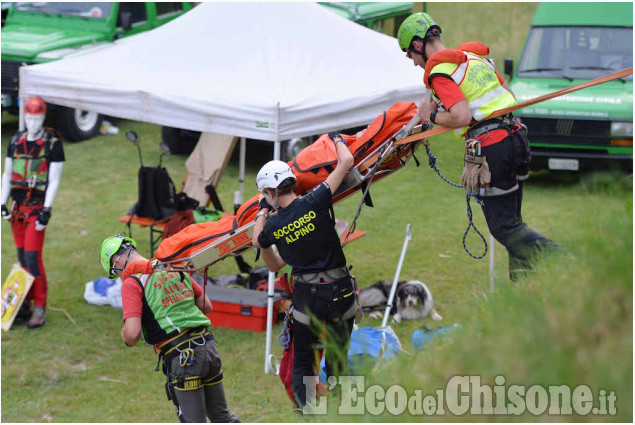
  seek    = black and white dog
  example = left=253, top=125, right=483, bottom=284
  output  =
left=359, top=280, right=442, bottom=323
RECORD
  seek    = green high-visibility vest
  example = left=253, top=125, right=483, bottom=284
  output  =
left=134, top=267, right=210, bottom=345
left=429, top=52, right=516, bottom=137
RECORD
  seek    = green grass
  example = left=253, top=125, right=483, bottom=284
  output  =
left=2, top=107, right=631, bottom=422
left=1, top=3, right=632, bottom=421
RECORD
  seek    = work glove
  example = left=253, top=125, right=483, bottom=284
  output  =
left=1, top=204, right=9, bottom=220
left=258, top=194, right=270, bottom=211
left=328, top=131, right=345, bottom=145
left=35, top=207, right=51, bottom=231
left=461, top=154, right=491, bottom=195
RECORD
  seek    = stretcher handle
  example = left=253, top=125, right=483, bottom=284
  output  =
left=393, top=90, right=430, bottom=141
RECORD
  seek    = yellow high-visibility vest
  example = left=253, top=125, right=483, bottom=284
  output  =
left=429, top=52, right=516, bottom=137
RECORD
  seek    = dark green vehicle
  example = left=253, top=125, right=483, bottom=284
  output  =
left=1, top=2, right=193, bottom=141
left=504, top=2, right=633, bottom=172
left=319, top=2, right=413, bottom=37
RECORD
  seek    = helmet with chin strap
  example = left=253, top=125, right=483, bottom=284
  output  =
left=100, top=235, right=137, bottom=278
left=256, top=160, right=296, bottom=209
left=256, top=160, right=296, bottom=192
left=397, top=13, right=442, bottom=60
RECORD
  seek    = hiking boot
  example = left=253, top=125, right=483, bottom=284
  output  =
left=15, top=300, right=33, bottom=322
left=27, top=306, right=46, bottom=329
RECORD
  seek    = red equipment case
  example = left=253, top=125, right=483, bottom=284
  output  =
left=204, top=285, right=282, bottom=332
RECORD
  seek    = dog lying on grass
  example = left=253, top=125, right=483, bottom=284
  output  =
left=359, top=280, right=442, bottom=323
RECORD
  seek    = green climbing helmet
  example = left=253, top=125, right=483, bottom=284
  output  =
left=100, top=235, right=137, bottom=278
left=397, top=12, right=442, bottom=52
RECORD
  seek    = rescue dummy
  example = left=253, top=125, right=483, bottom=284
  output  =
left=1, top=97, right=64, bottom=328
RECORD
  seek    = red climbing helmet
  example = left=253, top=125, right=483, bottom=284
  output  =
left=24, top=96, right=46, bottom=114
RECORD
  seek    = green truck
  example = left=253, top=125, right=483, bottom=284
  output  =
left=1, top=2, right=193, bottom=141
left=504, top=2, right=633, bottom=172
left=319, top=2, right=413, bottom=37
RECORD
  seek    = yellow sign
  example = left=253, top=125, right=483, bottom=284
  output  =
left=1, top=263, right=34, bottom=331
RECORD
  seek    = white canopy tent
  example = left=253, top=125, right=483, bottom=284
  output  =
left=19, top=2, right=427, bottom=374
left=20, top=2, right=425, bottom=143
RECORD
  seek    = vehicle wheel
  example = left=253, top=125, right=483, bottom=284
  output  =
left=282, top=137, right=313, bottom=161
left=54, top=106, right=103, bottom=142
left=161, top=126, right=201, bottom=155
left=620, top=159, right=633, bottom=174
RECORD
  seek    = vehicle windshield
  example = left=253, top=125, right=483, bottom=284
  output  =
left=14, top=2, right=112, bottom=18
left=518, top=26, right=633, bottom=80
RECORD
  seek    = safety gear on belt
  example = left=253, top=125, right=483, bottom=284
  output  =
left=462, top=154, right=491, bottom=196
left=466, top=114, right=520, bottom=141
left=24, top=97, right=47, bottom=114
left=256, top=160, right=296, bottom=192
left=157, top=327, right=214, bottom=370
left=397, top=12, right=442, bottom=59
left=1, top=204, right=9, bottom=220
left=291, top=299, right=359, bottom=327
left=293, top=266, right=349, bottom=284
left=100, top=235, right=137, bottom=278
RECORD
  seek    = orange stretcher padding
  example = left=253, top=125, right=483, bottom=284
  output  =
left=155, top=102, right=418, bottom=267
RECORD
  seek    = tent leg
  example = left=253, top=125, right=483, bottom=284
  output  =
left=265, top=109, right=281, bottom=374
left=264, top=270, right=276, bottom=374
left=489, top=233, right=495, bottom=292
left=234, top=137, right=246, bottom=211
left=18, top=96, right=26, bottom=131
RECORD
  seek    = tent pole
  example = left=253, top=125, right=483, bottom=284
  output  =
left=18, top=96, right=26, bottom=131
left=489, top=233, right=495, bottom=292
left=264, top=103, right=282, bottom=375
left=239, top=137, right=246, bottom=198
left=235, top=137, right=246, bottom=211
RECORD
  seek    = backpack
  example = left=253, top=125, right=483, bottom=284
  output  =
left=135, top=163, right=178, bottom=220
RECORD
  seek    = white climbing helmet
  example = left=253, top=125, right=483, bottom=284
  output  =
left=256, top=160, right=296, bottom=192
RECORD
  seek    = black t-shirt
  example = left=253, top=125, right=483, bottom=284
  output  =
left=7, top=129, right=65, bottom=204
left=258, top=182, right=347, bottom=275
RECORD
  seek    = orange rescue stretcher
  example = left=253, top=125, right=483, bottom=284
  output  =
left=154, top=101, right=424, bottom=272
left=154, top=67, right=635, bottom=273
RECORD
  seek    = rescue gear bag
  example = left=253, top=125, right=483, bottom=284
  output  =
left=135, top=164, right=178, bottom=220
left=461, top=154, right=491, bottom=195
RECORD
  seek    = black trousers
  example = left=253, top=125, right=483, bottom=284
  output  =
left=291, top=277, right=355, bottom=408
left=480, top=182, right=557, bottom=280
left=480, top=128, right=557, bottom=280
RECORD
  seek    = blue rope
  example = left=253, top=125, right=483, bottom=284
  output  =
left=277, top=310, right=292, bottom=350
left=424, top=143, right=488, bottom=259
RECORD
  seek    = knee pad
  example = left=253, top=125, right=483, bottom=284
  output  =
left=17, top=248, right=27, bottom=269
left=23, top=251, right=41, bottom=277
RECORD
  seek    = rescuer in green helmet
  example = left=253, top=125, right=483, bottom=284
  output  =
left=398, top=12, right=557, bottom=280
left=100, top=234, right=239, bottom=423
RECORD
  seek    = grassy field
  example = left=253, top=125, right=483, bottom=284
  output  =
left=1, top=2, right=632, bottom=422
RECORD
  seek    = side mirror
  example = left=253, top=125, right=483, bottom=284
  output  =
left=504, top=58, right=514, bottom=80
left=120, top=11, right=132, bottom=31
left=126, top=130, right=138, bottom=144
